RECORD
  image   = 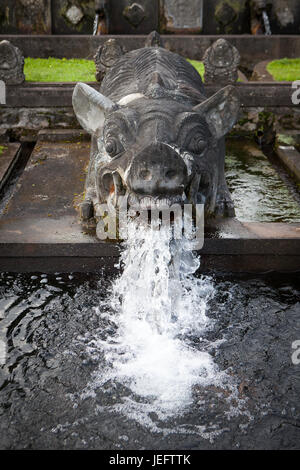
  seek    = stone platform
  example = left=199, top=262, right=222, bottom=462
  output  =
left=0, top=131, right=299, bottom=273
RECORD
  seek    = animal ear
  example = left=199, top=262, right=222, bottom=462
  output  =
left=72, top=82, right=117, bottom=136
left=193, top=85, right=240, bottom=139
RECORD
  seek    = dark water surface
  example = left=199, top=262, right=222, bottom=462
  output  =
left=0, top=271, right=299, bottom=450
left=225, top=140, right=300, bottom=223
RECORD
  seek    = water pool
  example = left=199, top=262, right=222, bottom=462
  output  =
left=0, top=269, right=299, bottom=450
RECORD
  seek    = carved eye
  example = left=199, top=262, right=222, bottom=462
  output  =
left=105, top=138, right=124, bottom=157
left=187, top=135, right=207, bottom=154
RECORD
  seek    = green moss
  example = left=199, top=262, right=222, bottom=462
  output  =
left=0, top=145, right=7, bottom=156
left=277, top=134, right=295, bottom=146
left=267, top=58, right=300, bottom=82
left=24, top=57, right=96, bottom=82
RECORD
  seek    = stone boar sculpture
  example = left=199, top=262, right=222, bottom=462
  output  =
left=72, top=33, right=240, bottom=234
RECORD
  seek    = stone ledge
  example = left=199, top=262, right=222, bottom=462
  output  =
left=2, top=82, right=297, bottom=108
left=275, top=145, right=300, bottom=182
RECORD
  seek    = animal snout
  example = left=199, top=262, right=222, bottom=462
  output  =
left=127, top=142, right=188, bottom=196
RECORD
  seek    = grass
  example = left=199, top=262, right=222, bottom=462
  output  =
left=267, top=58, right=300, bottom=82
left=24, top=57, right=96, bottom=82
left=187, top=59, right=243, bottom=82
left=187, top=59, right=205, bottom=80
left=23, top=56, right=245, bottom=84
left=24, top=56, right=202, bottom=83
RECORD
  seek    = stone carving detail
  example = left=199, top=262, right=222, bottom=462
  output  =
left=65, top=5, right=84, bottom=25
left=123, top=3, right=146, bottom=27
left=72, top=32, right=240, bottom=235
left=162, top=0, right=203, bottom=33
left=94, top=39, right=125, bottom=83
left=203, top=39, right=240, bottom=85
left=0, top=40, right=25, bottom=85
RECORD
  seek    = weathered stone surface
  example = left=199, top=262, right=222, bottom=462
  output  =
left=51, top=0, right=94, bottom=35
left=202, top=0, right=249, bottom=35
left=123, top=2, right=146, bottom=27
left=270, top=0, right=300, bottom=34
left=251, top=60, right=275, bottom=82
left=0, top=107, right=78, bottom=141
left=73, top=36, right=240, bottom=235
left=107, top=0, right=159, bottom=34
left=203, top=39, right=240, bottom=85
left=0, top=141, right=92, bottom=243
left=161, top=0, right=203, bottom=33
left=145, top=30, right=163, bottom=48
left=0, top=40, right=25, bottom=85
left=275, top=145, right=300, bottom=182
left=0, top=0, right=51, bottom=34
left=37, top=129, right=90, bottom=143
left=64, top=5, right=84, bottom=25
left=94, top=39, right=125, bottom=83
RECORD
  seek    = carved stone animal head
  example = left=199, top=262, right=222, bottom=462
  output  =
left=72, top=47, right=239, bottom=220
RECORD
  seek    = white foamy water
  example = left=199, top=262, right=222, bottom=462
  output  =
left=78, top=220, right=238, bottom=421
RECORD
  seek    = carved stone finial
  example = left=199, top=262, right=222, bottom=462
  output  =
left=203, top=39, right=240, bottom=85
left=145, top=31, right=163, bottom=48
left=0, top=40, right=25, bottom=85
left=94, top=39, right=125, bottom=83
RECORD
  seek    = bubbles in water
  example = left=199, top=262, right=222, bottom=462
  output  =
left=78, top=219, right=241, bottom=431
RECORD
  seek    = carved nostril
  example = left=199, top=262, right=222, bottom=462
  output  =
left=165, top=170, right=177, bottom=180
left=139, top=169, right=152, bottom=181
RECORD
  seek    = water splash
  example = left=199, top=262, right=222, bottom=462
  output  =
left=93, top=14, right=99, bottom=35
left=79, top=219, right=242, bottom=430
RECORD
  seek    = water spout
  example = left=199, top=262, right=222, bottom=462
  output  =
left=94, top=0, right=108, bottom=35
left=93, top=13, right=99, bottom=35
left=262, top=10, right=272, bottom=35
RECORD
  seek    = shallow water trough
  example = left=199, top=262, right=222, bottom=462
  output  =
left=0, top=131, right=299, bottom=274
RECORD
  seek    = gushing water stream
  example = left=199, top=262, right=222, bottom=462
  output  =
left=79, top=220, right=242, bottom=431
left=93, top=14, right=99, bottom=35
left=262, top=10, right=272, bottom=35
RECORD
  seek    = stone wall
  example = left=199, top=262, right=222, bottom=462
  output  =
left=0, top=107, right=77, bottom=141
left=0, top=0, right=51, bottom=34
left=1, top=105, right=299, bottom=143
left=0, top=0, right=299, bottom=35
